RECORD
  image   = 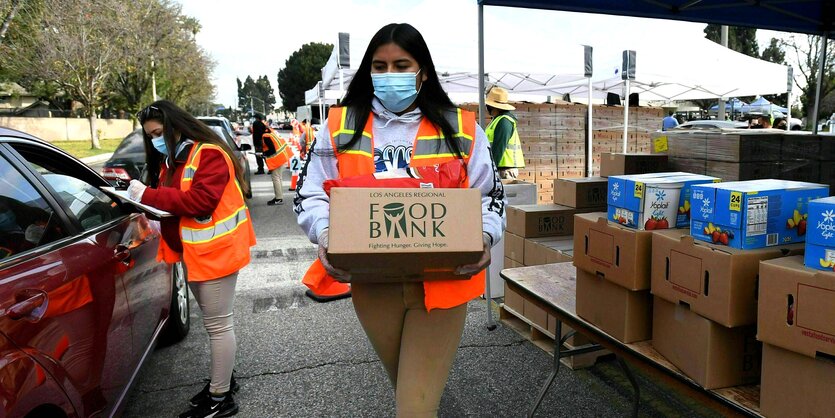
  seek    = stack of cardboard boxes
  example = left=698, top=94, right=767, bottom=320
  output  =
left=571, top=168, right=719, bottom=344
left=757, top=196, right=835, bottom=417
left=502, top=149, right=835, bottom=412
left=654, top=130, right=835, bottom=185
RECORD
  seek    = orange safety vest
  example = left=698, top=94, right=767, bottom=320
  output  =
left=157, top=142, right=256, bottom=281
left=303, top=123, right=314, bottom=153
left=262, top=130, right=293, bottom=171
left=303, top=106, right=485, bottom=311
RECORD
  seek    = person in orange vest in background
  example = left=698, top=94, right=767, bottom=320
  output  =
left=294, top=23, right=506, bottom=417
left=130, top=100, right=256, bottom=418
left=299, top=119, right=315, bottom=157
left=261, top=125, right=293, bottom=205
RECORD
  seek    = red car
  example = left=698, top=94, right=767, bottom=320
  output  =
left=0, top=127, right=190, bottom=417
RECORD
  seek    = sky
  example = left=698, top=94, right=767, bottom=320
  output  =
left=178, top=0, right=790, bottom=108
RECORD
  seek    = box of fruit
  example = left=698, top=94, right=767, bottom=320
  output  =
left=607, top=172, right=720, bottom=230
left=804, top=196, right=835, bottom=271
left=690, top=180, right=829, bottom=250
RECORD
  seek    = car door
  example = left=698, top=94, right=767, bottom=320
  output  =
left=3, top=141, right=168, bottom=414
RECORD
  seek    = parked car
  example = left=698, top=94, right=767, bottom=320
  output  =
left=0, top=126, right=189, bottom=417
left=101, top=129, right=146, bottom=186
left=670, top=120, right=749, bottom=130
left=197, top=116, right=254, bottom=151
left=102, top=125, right=253, bottom=199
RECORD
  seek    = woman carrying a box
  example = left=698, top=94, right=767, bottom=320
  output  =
left=294, top=23, right=506, bottom=417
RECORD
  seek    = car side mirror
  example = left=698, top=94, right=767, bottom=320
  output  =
left=240, top=143, right=252, bottom=151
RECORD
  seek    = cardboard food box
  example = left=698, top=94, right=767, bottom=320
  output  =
left=523, top=236, right=574, bottom=266
left=503, top=282, right=525, bottom=314
left=599, top=152, right=668, bottom=177
left=804, top=196, right=835, bottom=271
left=501, top=179, right=538, bottom=206
left=782, top=133, right=822, bottom=161
left=573, top=213, right=654, bottom=291
left=651, top=229, right=803, bottom=327
left=328, top=188, right=483, bottom=281
left=504, top=232, right=525, bottom=263
left=703, top=132, right=781, bottom=162
left=704, top=161, right=781, bottom=182
left=690, top=180, right=830, bottom=250
left=504, top=257, right=524, bottom=269
left=607, top=173, right=720, bottom=230
left=576, top=268, right=652, bottom=343
left=758, top=256, right=835, bottom=358
left=553, top=177, right=608, bottom=208
left=652, top=297, right=761, bottom=390
left=506, top=204, right=587, bottom=238
left=760, top=343, right=835, bottom=418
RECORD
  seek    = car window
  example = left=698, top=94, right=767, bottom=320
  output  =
left=10, top=144, right=125, bottom=231
left=115, top=131, right=145, bottom=154
left=209, top=126, right=236, bottom=150
left=0, top=154, right=67, bottom=260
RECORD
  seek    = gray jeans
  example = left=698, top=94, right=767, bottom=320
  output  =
left=189, top=273, right=238, bottom=394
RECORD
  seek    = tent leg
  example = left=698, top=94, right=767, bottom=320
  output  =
left=623, top=79, right=630, bottom=153
left=587, top=77, right=593, bottom=177
left=813, top=33, right=828, bottom=134
left=477, top=3, right=486, bottom=127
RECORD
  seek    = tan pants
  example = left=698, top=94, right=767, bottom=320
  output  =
left=351, top=282, right=468, bottom=418
left=189, top=273, right=238, bottom=394
left=271, top=165, right=285, bottom=200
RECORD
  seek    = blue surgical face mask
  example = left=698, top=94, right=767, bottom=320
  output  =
left=151, top=136, right=167, bottom=154
left=371, top=69, right=422, bottom=113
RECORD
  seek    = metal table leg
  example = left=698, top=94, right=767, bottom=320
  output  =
left=486, top=266, right=496, bottom=330
left=616, top=356, right=641, bottom=418
left=528, top=320, right=605, bottom=417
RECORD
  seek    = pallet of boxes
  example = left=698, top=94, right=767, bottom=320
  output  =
left=501, top=175, right=611, bottom=368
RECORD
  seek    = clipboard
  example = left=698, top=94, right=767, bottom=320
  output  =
left=101, top=186, right=174, bottom=218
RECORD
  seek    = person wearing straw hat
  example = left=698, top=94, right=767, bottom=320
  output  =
left=485, top=86, right=525, bottom=179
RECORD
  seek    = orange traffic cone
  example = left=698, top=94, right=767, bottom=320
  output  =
left=303, top=260, right=352, bottom=302
left=289, top=170, right=299, bottom=191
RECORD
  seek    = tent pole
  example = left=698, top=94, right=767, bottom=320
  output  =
left=587, top=76, right=593, bottom=176
left=812, top=33, right=828, bottom=134
left=786, top=66, right=793, bottom=131
left=623, top=79, right=630, bottom=153
left=478, top=3, right=486, bottom=128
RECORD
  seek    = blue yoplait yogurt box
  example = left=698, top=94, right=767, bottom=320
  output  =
left=690, top=180, right=830, bottom=250
left=607, top=172, right=720, bottom=230
left=804, top=196, right=835, bottom=271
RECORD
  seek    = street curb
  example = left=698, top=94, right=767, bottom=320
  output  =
left=81, top=152, right=114, bottom=165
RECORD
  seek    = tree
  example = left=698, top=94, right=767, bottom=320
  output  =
left=255, top=75, right=276, bottom=112
left=3, top=0, right=128, bottom=149
left=704, top=24, right=759, bottom=58
left=0, top=0, right=22, bottom=44
left=784, top=35, right=835, bottom=124
left=277, top=42, right=332, bottom=111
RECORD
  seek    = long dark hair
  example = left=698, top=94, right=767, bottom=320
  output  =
left=339, top=23, right=462, bottom=157
left=138, top=100, right=249, bottom=195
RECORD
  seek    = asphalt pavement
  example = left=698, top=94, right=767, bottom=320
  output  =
left=120, top=154, right=719, bottom=417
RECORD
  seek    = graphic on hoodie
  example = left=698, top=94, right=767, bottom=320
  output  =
left=374, top=144, right=412, bottom=172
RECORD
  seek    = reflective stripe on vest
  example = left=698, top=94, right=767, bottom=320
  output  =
left=485, top=114, right=524, bottom=168
left=331, top=108, right=373, bottom=158
left=181, top=205, right=249, bottom=244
